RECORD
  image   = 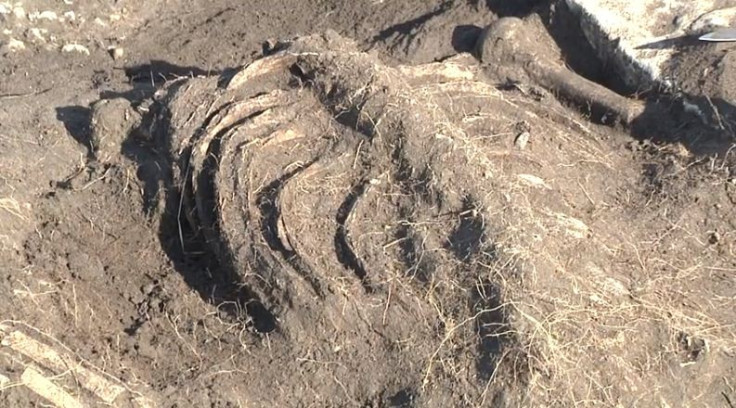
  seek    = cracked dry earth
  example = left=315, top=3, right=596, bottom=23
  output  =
left=2, top=1, right=736, bottom=407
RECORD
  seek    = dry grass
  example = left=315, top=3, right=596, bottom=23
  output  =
left=0, top=321, right=156, bottom=407
left=391, top=61, right=736, bottom=406
left=3, top=38, right=731, bottom=407
left=0, top=197, right=30, bottom=222
left=475, top=135, right=733, bottom=406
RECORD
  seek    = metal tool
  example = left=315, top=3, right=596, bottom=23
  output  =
left=699, top=28, right=736, bottom=42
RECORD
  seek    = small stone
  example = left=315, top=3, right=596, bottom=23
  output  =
left=29, top=28, right=47, bottom=43
left=708, top=231, right=720, bottom=245
left=89, top=98, right=142, bottom=162
left=514, top=131, right=530, bottom=150
left=109, top=46, right=124, bottom=60
left=28, top=10, right=57, bottom=21
left=6, top=38, right=25, bottom=52
left=61, top=43, right=90, bottom=55
left=12, top=6, right=25, bottom=19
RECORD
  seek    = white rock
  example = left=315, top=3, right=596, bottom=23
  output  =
left=554, top=212, right=590, bottom=239
left=12, top=6, right=25, bottom=19
left=514, top=131, right=530, bottom=150
left=28, top=10, right=58, bottom=21
left=518, top=174, right=551, bottom=189
left=7, top=38, right=25, bottom=51
left=29, top=28, right=48, bottom=43
left=109, top=46, right=124, bottom=60
left=61, top=43, right=90, bottom=55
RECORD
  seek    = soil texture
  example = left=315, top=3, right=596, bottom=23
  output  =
left=1, top=1, right=735, bottom=407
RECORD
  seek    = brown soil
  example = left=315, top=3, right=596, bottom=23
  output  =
left=1, top=1, right=735, bottom=407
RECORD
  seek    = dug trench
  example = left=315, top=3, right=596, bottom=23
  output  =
left=5, top=2, right=736, bottom=407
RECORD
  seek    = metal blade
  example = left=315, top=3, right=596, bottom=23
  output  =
left=699, top=28, right=736, bottom=42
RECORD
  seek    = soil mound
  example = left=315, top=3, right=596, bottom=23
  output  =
left=130, top=31, right=734, bottom=406
left=2, top=1, right=735, bottom=405
left=152, top=32, right=523, bottom=405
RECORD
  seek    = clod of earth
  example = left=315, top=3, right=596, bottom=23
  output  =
left=90, top=98, right=142, bottom=162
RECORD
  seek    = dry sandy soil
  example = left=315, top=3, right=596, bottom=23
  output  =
left=1, top=0, right=735, bottom=407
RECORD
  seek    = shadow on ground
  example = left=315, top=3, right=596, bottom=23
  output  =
left=478, top=0, right=547, bottom=17
left=374, top=2, right=453, bottom=42
left=631, top=94, right=736, bottom=158
left=56, top=106, right=93, bottom=158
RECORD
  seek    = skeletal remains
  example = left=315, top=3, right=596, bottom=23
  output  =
left=79, top=15, right=726, bottom=406
left=127, top=20, right=655, bottom=334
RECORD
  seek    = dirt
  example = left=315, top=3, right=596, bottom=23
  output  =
left=1, top=0, right=735, bottom=407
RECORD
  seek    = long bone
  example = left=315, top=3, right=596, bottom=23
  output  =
left=475, top=17, right=651, bottom=128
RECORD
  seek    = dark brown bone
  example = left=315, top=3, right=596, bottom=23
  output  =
left=475, top=17, right=647, bottom=127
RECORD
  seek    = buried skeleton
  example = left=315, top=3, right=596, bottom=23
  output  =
left=65, top=28, right=736, bottom=406
left=79, top=27, right=733, bottom=406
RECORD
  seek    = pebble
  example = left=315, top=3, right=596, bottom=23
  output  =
left=6, top=38, right=25, bottom=51
left=141, top=282, right=156, bottom=295
left=12, top=6, right=24, bottom=19
left=514, top=131, right=530, bottom=150
left=61, top=43, right=89, bottom=55
left=28, top=10, right=58, bottom=21
left=109, top=46, right=124, bottom=60
left=708, top=231, right=720, bottom=245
